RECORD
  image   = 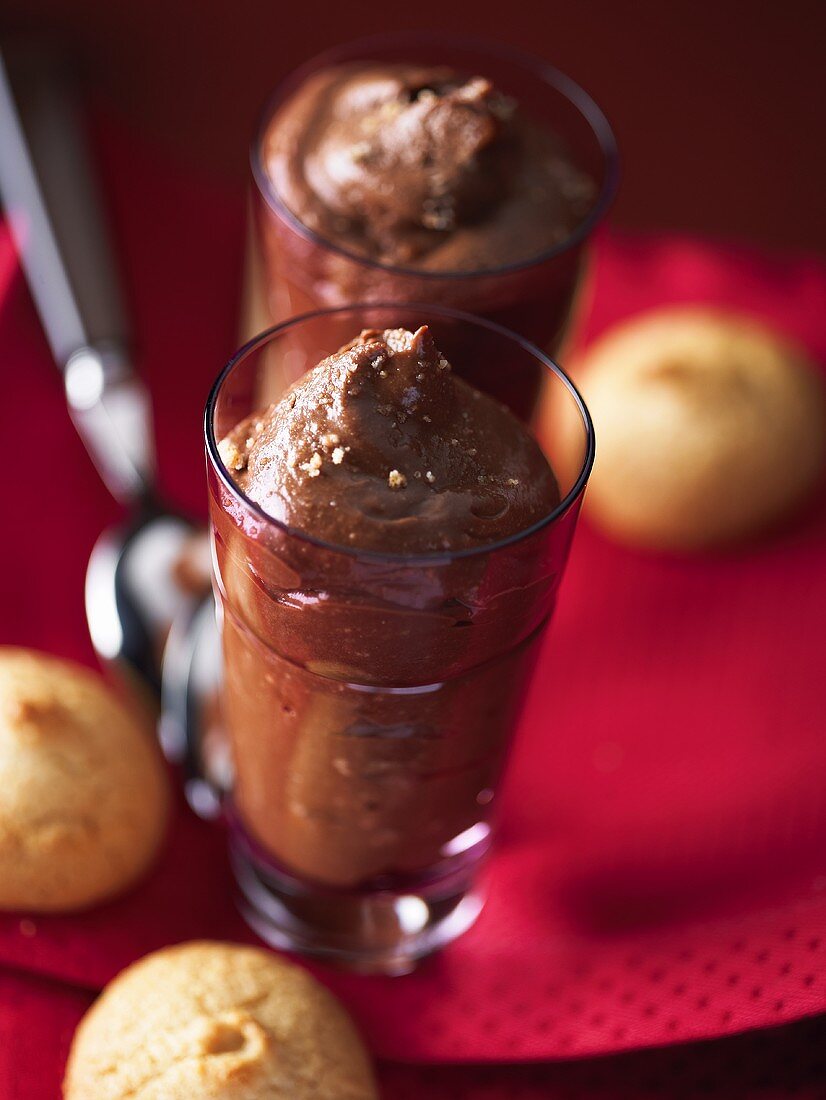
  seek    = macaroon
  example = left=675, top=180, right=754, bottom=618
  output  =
left=574, top=308, right=826, bottom=550
left=63, top=940, right=379, bottom=1100
left=0, top=648, right=169, bottom=911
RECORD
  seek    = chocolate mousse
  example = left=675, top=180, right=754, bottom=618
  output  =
left=263, top=63, right=596, bottom=272
left=219, top=325, right=558, bottom=552
left=213, top=327, right=560, bottom=889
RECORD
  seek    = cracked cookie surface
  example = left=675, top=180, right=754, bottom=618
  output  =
left=63, top=941, right=378, bottom=1100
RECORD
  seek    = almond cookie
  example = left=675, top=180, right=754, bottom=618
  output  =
left=575, top=308, right=826, bottom=549
left=0, top=648, right=169, bottom=911
left=63, top=940, right=378, bottom=1100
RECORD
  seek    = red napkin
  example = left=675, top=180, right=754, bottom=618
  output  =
left=2, top=969, right=824, bottom=1100
left=1, top=119, right=825, bottom=1091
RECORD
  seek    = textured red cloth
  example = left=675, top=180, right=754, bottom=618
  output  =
left=1, top=121, right=825, bottom=1094
left=2, top=969, right=825, bottom=1100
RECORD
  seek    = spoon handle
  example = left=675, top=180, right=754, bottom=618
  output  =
left=0, top=48, right=155, bottom=505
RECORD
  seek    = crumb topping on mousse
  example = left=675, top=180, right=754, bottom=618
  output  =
left=218, top=326, right=559, bottom=553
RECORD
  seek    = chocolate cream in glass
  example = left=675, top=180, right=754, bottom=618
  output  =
left=207, top=305, right=594, bottom=971
left=217, top=326, right=557, bottom=889
left=251, top=37, right=617, bottom=415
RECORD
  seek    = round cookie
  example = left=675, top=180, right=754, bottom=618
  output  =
left=63, top=940, right=379, bottom=1100
left=575, top=308, right=826, bottom=549
left=0, top=648, right=169, bottom=911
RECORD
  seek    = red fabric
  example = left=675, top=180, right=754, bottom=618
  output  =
left=2, top=970, right=825, bottom=1100
left=1, top=120, right=826, bottom=1094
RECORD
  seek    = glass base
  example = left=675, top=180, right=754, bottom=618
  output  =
left=230, top=839, right=486, bottom=975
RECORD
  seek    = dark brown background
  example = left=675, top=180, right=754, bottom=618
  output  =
left=2, top=0, right=824, bottom=253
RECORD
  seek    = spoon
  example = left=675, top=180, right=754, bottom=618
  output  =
left=0, top=48, right=203, bottom=704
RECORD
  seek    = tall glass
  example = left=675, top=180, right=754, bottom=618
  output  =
left=249, top=33, right=618, bottom=417
left=205, top=305, right=594, bottom=973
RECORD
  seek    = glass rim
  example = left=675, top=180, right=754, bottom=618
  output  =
left=205, top=302, right=596, bottom=565
left=250, top=30, right=620, bottom=281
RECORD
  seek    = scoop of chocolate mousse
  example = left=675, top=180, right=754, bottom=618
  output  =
left=264, top=63, right=596, bottom=270
left=219, top=326, right=559, bottom=553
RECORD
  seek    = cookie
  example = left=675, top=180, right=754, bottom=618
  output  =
left=575, top=308, right=826, bottom=549
left=63, top=940, right=379, bottom=1100
left=0, top=648, right=169, bottom=911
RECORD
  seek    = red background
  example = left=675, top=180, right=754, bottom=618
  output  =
left=1, top=0, right=825, bottom=254
left=1, top=4, right=826, bottom=1097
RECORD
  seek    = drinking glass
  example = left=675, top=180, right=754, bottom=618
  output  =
left=249, top=32, right=618, bottom=417
left=205, top=304, right=594, bottom=973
